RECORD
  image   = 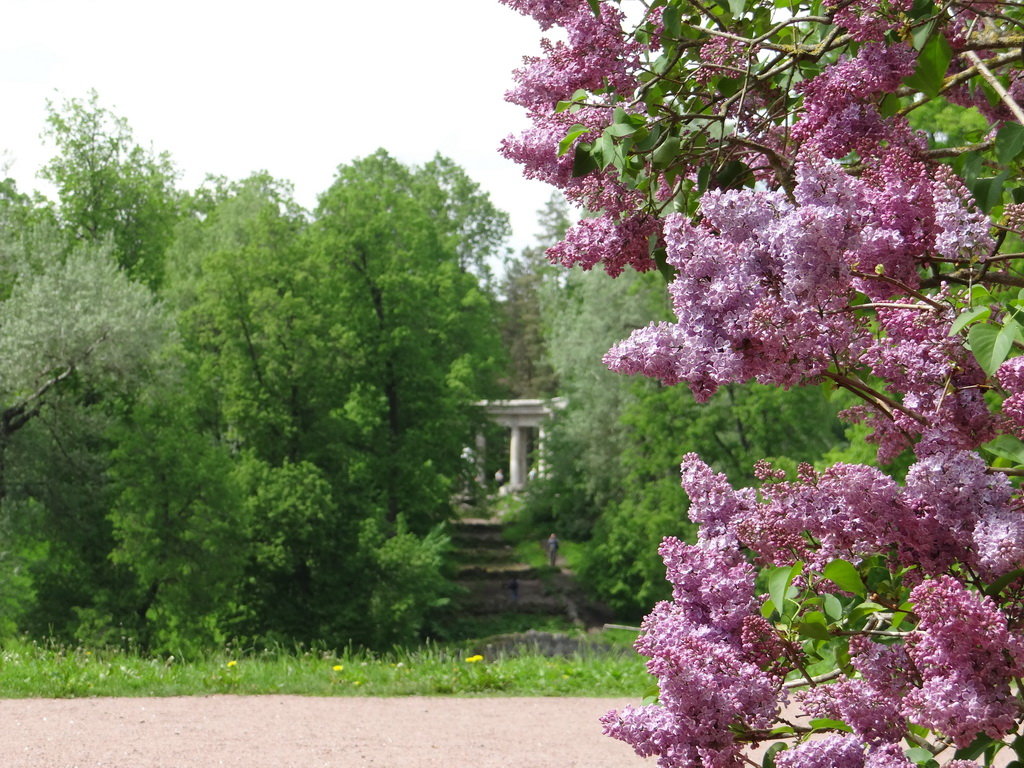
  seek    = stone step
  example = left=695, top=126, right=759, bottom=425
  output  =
left=453, top=546, right=519, bottom=563
left=455, top=579, right=569, bottom=616
left=456, top=562, right=541, bottom=579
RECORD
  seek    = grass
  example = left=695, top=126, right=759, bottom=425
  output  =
left=0, top=635, right=650, bottom=699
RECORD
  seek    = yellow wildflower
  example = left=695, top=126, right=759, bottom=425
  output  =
left=226, top=660, right=237, bottom=668
left=332, top=664, right=343, bottom=672
left=464, top=654, right=484, bottom=663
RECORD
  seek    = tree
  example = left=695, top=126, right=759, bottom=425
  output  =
left=498, top=194, right=567, bottom=398
left=162, top=156, right=507, bottom=647
left=41, top=91, right=180, bottom=287
left=312, top=150, right=506, bottom=531
left=0, top=223, right=171, bottom=641
left=503, top=0, right=1024, bottom=764
left=0, top=231, right=170, bottom=500
left=105, top=395, right=244, bottom=653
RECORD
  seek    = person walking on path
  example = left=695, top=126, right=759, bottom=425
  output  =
left=545, top=533, right=560, bottom=567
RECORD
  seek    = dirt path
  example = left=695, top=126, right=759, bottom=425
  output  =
left=0, top=696, right=649, bottom=767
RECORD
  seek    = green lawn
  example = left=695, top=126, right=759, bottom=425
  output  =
left=0, top=635, right=650, bottom=699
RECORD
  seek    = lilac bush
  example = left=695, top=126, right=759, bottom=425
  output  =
left=500, top=0, right=1024, bottom=765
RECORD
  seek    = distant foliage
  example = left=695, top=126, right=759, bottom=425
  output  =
left=0, top=97, right=508, bottom=652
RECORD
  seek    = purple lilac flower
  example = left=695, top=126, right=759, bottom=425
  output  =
left=902, top=448, right=1016, bottom=575
left=546, top=214, right=659, bottom=276
left=604, top=163, right=869, bottom=399
left=498, top=0, right=586, bottom=30
left=903, top=576, right=1024, bottom=746
left=602, top=535, right=781, bottom=768
left=800, top=637, right=912, bottom=743
left=774, top=735, right=866, bottom=768
left=997, top=356, right=1024, bottom=439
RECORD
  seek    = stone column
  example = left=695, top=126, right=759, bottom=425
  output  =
left=509, top=425, right=529, bottom=490
left=474, top=432, right=486, bottom=485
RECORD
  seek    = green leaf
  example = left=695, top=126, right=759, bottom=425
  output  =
left=606, top=123, right=638, bottom=138
left=728, top=0, right=746, bottom=17
left=953, top=733, right=996, bottom=761
left=809, top=718, right=853, bottom=732
left=983, top=435, right=1024, bottom=464
left=911, top=18, right=937, bottom=49
left=822, top=559, right=866, bottom=596
left=904, top=33, right=952, bottom=96
left=949, top=305, right=990, bottom=336
left=879, top=93, right=902, bottom=118
left=971, top=284, right=995, bottom=305
left=766, top=562, right=802, bottom=616
left=634, top=125, right=662, bottom=152
left=571, top=144, right=599, bottom=177
left=797, top=611, right=831, bottom=641
left=651, top=136, right=680, bottom=169
left=712, top=160, right=752, bottom=190
left=984, top=567, right=1024, bottom=597
left=968, top=323, right=1012, bottom=376
left=997, top=123, right=1024, bottom=166
left=763, top=742, right=787, bottom=768
left=905, top=746, right=935, bottom=765
left=848, top=602, right=884, bottom=624
left=822, top=592, right=843, bottom=621
left=662, top=3, right=681, bottom=38
left=969, top=172, right=1008, bottom=213
left=558, top=125, right=591, bottom=156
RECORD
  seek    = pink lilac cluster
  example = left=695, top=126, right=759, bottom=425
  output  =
left=825, top=0, right=912, bottom=42
left=902, top=447, right=1019, bottom=577
left=793, top=43, right=920, bottom=160
left=932, top=166, right=995, bottom=261
left=680, top=450, right=1023, bottom=580
left=945, top=65, right=1024, bottom=123
left=601, top=536, right=781, bottom=767
left=800, top=636, right=913, bottom=744
left=997, top=356, right=1024, bottom=439
left=693, top=36, right=749, bottom=83
left=903, top=576, right=1024, bottom=746
left=855, top=303, right=995, bottom=462
left=499, top=1, right=650, bottom=220
left=547, top=213, right=660, bottom=276
left=506, top=3, right=638, bottom=113
left=498, top=0, right=585, bottom=30
left=773, top=735, right=916, bottom=768
left=603, top=160, right=873, bottom=399
left=606, top=151, right=995, bottom=441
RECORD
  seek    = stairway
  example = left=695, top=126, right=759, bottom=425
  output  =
left=449, top=518, right=609, bottom=627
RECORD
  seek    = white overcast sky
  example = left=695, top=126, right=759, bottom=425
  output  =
left=1, top=0, right=555, bottom=254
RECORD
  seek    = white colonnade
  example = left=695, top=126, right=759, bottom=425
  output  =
left=476, top=398, right=566, bottom=492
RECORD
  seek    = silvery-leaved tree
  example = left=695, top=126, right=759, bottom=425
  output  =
left=501, top=0, right=1024, bottom=766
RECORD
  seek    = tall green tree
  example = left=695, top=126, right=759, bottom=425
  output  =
left=312, top=150, right=506, bottom=531
left=0, top=224, right=171, bottom=640
left=41, top=91, right=180, bottom=287
left=498, top=194, right=568, bottom=398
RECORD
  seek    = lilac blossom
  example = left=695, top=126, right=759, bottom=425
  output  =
left=903, top=576, right=1024, bottom=746
left=546, top=214, right=659, bottom=276
left=997, top=356, right=1024, bottom=439
left=774, top=735, right=866, bottom=768
left=793, top=44, right=920, bottom=159
left=800, top=637, right=913, bottom=744
left=498, top=0, right=586, bottom=30
left=506, top=4, right=638, bottom=112
left=603, top=164, right=868, bottom=399
left=602, top=535, right=781, bottom=767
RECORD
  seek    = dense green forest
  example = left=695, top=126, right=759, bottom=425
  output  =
left=0, top=93, right=860, bottom=652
